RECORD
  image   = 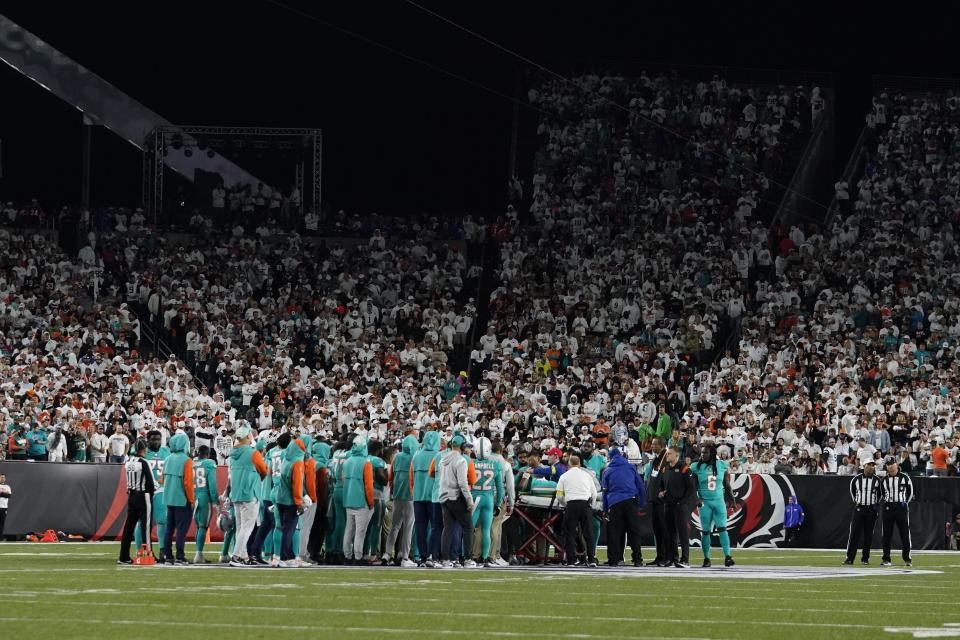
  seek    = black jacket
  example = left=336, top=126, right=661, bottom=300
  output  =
left=646, top=451, right=668, bottom=504
left=661, top=461, right=697, bottom=506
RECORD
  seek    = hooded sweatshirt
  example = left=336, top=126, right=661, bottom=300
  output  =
left=412, top=431, right=441, bottom=502
left=437, top=446, right=473, bottom=504
left=312, top=442, right=331, bottom=509
left=229, top=442, right=268, bottom=503
left=341, top=437, right=375, bottom=509
left=300, top=435, right=318, bottom=504
left=162, top=433, right=195, bottom=507
left=391, top=435, right=418, bottom=501
left=277, top=439, right=306, bottom=508
left=601, top=447, right=646, bottom=511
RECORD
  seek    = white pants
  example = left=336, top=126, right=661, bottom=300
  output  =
left=343, top=507, right=373, bottom=560
left=48, top=450, right=64, bottom=463
left=386, top=499, right=414, bottom=560
left=298, top=503, right=317, bottom=559
left=232, top=499, right=259, bottom=559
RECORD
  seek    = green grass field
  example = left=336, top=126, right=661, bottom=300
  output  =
left=1, top=544, right=958, bottom=640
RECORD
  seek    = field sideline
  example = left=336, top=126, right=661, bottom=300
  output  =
left=1, top=544, right=959, bottom=640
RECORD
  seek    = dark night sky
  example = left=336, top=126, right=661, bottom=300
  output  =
left=0, top=2, right=957, bottom=213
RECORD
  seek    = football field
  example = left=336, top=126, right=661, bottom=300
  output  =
left=1, top=544, right=959, bottom=640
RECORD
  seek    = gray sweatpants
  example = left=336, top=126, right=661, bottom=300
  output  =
left=386, top=499, right=414, bottom=560
left=344, top=506, right=373, bottom=560
left=298, top=503, right=317, bottom=559
left=232, top=499, right=259, bottom=560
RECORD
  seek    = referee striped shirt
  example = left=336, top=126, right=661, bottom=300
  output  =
left=849, top=473, right=882, bottom=506
left=881, top=472, right=913, bottom=504
left=125, top=456, right=155, bottom=494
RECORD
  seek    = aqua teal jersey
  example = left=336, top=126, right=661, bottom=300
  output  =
left=369, top=456, right=387, bottom=491
left=692, top=460, right=728, bottom=501
left=144, top=447, right=171, bottom=493
left=268, top=447, right=284, bottom=502
left=472, top=458, right=504, bottom=504
left=193, top=458, right=219, bottom=503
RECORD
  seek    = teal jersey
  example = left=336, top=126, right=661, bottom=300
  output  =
left=583, top=454, right=606, bottom=482
left=144, top=447, right=171, bottom=493
left=692, top=460, right=728, bottom=501
left=193, top=458, right=219, bottom=503
left=472, top=458, right=504, bottom=504
left=268, top=447, right=284, bottom=502
left=329, top=450, right=350, bottom=491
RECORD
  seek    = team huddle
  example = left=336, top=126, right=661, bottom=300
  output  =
left=117, top=425, right=737, bottom=569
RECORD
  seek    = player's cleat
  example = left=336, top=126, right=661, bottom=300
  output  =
left=440, top=561, right=455, bottom=569
left=218, top=554, right=230, bottom=564
left=861, top=559, right=869, bottom=565
left=673, top=561, right=690, bottom=569
left=250, top=557, right=269, bottom=566
left=881, top=560, right=892, bottom=567
left=424, top=558, right=437, bottom=568
left=483, top=559, right=493, bottom=568
left=379, top=554, right=391, bottom=566
left=633, top=560, right=644, bottom=568
left=229, top=557, right=246, bottom=567
left=494, top=557, right=510, bottom=567
left=702, top=558, right=712, bottom=568
left=905, top=562, right=912, bottom=567
left=646, top=559, right=664, bottom=567
left=193, top=552, right=205, bottom=565
left=278, top=560, right=297, bottom=568
left=269, top=557, right=281, bottom=567
left=724, top=556, right=735, bottom=568
left=463, top=559, right=478, bottom=568
left=842, top=559, right=853, bottom=565
left=401, top=558, right=418, bottom=568
left=117, top=559, right=133, bottom=565
left=588, top=558, right=598, bottom=568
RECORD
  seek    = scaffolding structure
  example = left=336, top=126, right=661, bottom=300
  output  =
left=142, top=125, right=322, bottom=220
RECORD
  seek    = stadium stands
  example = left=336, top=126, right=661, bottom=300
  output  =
left=0, top=72, right=956, bottom=486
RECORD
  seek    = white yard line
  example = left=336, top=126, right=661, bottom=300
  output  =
left=1, top=594, right=924, bottom=619
left=0, top=616, right=710, bottom=640
left=0, top=600, right=923, bottom=631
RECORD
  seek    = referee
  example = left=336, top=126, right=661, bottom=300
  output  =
left=880, top=456, right=914, bottom=567
left=844, top=459, right=882, bottom=565
left=117, top=440, right=156, bottom=564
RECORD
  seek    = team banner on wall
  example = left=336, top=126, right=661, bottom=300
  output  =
left=0, top=460, right=229, bottom=542
left=1, top=462, right=958, bottom=549
left=690, top=474, right=960, bottom=550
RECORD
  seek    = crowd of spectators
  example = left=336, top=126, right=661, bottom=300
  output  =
left=2, top=75, right=960, bottom=485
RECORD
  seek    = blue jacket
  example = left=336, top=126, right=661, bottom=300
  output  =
left=601, top=447, right=646, bottom=511
left=533, top=462, right=568, bottom=482
left=785, top=500, right=805, bottom=528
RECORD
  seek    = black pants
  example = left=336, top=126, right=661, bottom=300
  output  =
left=277, top=503, right=299, bottom=561
left=0, top=507, right=5, bottom=539
left=564, top=500, right=596, bottom=563
left=440, top=497, right=473, bottom=561
left=250, top=500, right=275, bottom=559
left=163, top=505, right=192, bottom=561
left=648, top=501, right=668, bottom=562
left=665, top=501, right=692, bottom=563
left=606, top=499, right=643, bottom=565
left=881, top=503, right=912, bottom=562
left=307, top=499, right=329, bottom=560
left=119, top=492, right=150, bottom=561
left=846, top=505, right=877, bottom=562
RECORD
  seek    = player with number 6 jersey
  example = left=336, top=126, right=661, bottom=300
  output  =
left=691, top=446, right=735, bottom=568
